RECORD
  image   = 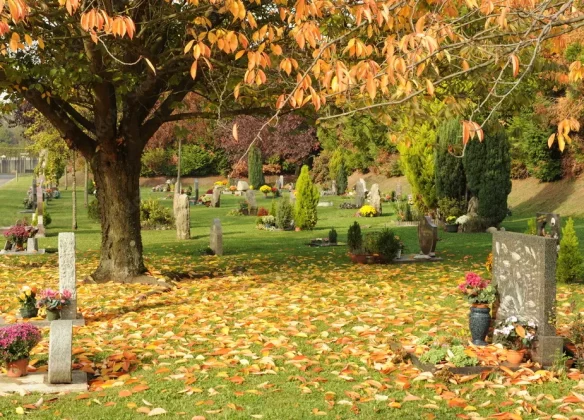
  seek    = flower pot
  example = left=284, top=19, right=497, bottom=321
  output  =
left=19, top=306, right=38, bottom=319
left=295, top=227, right=301, bottom=232
left=6, top=358, right=29, bottom=377
left=506, top=349, right=525, bottom=366
left=46, top=309, right=61, bottom=321
left=349, top=253, right=367, bottom=264
left=445, top=224, right=459, bottom=233
left=469, top=305, right=491, bottom=346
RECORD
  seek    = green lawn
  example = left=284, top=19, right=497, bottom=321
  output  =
left=0, top=176, right=583, bottom=419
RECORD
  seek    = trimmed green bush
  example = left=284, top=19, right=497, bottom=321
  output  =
left=87, top=198, right=100, bottom=221
left=140, top=199, right=174, bottom=229
left=557, top=218, right=584, bottom=283
left=435, top=119, right=466, bottom=201
left=347, top=222, right=362, bottom=253
left=248, top=145, right=265, bottom=189
left=276, top=197, right=293, bottom=230
left=294, top=165, right=319, bottom=230
left=335, top=160, right=348, bottom=195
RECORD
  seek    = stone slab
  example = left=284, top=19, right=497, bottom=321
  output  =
left=58, top=233, right=77, bottom=320
left=0, top=249, right=46, bottom=255
left=392, top=256, right=443, bottom=264
left=0, top=371, right=87, bottom=394
left=531, top=336, right=565, bottom=366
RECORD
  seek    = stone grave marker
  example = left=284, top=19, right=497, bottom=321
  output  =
left=245, top=190, right=257, bottom=215
left=237, top=180, right=249, bottom=191
left=355, top=182, right=365, bottom=208
left=27, top=237, right=38, bottom=253
left=492, top=231, right=563, bottom=366
left=36, top=177, right=45, bottom=237
left=418, top=216, right=437, bottom=257
left=48, top=320, right=73, bottom=384
left=331, top=180, right=337, bottom=195
left=210, top=219, right=223, bottom=256
left=289, top=190, right=296, bottom=206
left=194, top=179, right=199, bottom=203
left=211, top=187, right=221, bottom=207
left=536, top=213, right=561, bottom=240
left=174, top=194, right=191, bottom=240
left=278, top=175, right=284, bottom=189
left=58, top=233, right=77, bottom=320
left=370, top=183, right=382, bottom=215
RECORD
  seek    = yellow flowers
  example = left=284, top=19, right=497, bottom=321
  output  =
left=359, top=205, right=377, bottom=217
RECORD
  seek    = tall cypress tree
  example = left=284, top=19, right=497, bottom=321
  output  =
left=477, top=122, right=511, bottom=226
left=295, top=165, right=319, bottom=229
left=248, top=146, right=265, bottom=189
left=557, top=218, right=584, bottom=283
left=463, top=135, right=487, bottom=196
left=336, top=160, right=348, bottom=195
left=435, top=119, right=466, bottom=201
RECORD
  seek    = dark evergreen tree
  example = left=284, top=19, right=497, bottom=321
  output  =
left=477, top=122, right=512, bottom=226
left=336, top=160, right=348, bottom=195
left=463, top=135, right=487, bottom=196
left=248, top=146, right=265, bottom=189
left=435, top=119, right=466, bottom=201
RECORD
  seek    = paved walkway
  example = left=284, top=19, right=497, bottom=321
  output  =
left=0, top=174, right=14, bottom=188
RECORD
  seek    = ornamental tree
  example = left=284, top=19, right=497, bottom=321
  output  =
left=0, top=0, right=580, bottom=281
left=294, top=165, right=318, bottom=230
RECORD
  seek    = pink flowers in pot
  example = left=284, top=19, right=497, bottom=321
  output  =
left=0, top=323, right=41, bottom=363
left=458, top=272, right=496, bottom=305
left=36, top=289, right=72, bottom=311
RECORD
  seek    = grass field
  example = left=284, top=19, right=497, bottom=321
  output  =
left=0, top=175, right=583, bottom=419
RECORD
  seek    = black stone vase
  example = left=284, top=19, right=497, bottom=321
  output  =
left=469, top=305, right=491, bottom=346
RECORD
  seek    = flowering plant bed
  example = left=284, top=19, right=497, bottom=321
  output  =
left=493, top=316, right=537, bottom=350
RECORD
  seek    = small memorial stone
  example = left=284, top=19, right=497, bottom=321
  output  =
left=237, top=180, right=249, bottom=191
left=331, top=180, right=337, bottom=195
left=355, top=182, right=365, bottom=208
left=418, top=216, right=437, bottom=256
left=246, top=190, right=257, bottom=215
left=210, top=218, right=223, bottom=256
left=48, top=320, right=73, bottom=384
left=174, top=194, right=191, bottom=240
left=58, top=233, right=77, bottom=320
left=27, top=238, right=38, bottom=253
left=211, top=187, right=221, bottom=207
left=370, top=183, right=381, bottom=215
left=289, top=190, right=296, bottom=206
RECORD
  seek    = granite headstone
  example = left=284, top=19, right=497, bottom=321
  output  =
left=418, top=216, right=438, bottom=256
left=210, top=218, right=223, bottom=256
left=370, top=183, right=382, bottom=215
left=492, top=231, right=563, bottom=366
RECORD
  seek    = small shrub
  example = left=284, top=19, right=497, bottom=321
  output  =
left=276, top=197, right=293, bottom=230
left=419, top=347, right=447, bottom=365
left=257, top=207, right=269, bottom=217
left=294, top=165, right=319, bottom=229
left=140, top=199, right=174, bottom=229
left=269, top=200, right=277, bottom=217
left=377, top=228, right=401, bottom=261
left=239, top=200, right=249, bottom=213
left=418, top=335, right=434, bottom=346
left=557, top=218, right=584, bottom=283
left=32, top=203, right=52, bottom=227
left=449, top=345, right=478, bottom=367
left=359, top=205, right=377, bottom=217
left=86, top=179, right=96, bottom=195
left=363, top=232, right=381, bottom=254
left=347, top=222, right=362, bottom=253
left=87, top=198, right=100, bottom=221
left=571, top=313, right=584, bottom=345
left=328, top=228, right=338, bottom=244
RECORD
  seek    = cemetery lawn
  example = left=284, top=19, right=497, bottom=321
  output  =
left=1, top=176, right=584, bottom=418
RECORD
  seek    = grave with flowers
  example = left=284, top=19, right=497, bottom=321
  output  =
left=397, top=231, right=566, bottom=373
left=0, top=232, right=87, bottom=393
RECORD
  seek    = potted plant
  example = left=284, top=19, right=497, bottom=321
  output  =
left=445, top=216, right=459, bottom=233
left=36, top=289, right=73, bottom=321
left=493, top=316, right=537, bottom=365
left=3, top=225, right=30, bottom=251
left=200, top=195, right=212, bottom=207
left=347, top=222, right=365, bottom=263
left=458, top=272, right=496, bottom=346
left=363, top=231, right=381, bottom=263
left=229, top=185, right=237, bottom=194
left=239, top=200, right=250, bottom=215
left=0, top=323, right=42, bottom=377
left=260, top=185, right=272, bottom=197
left=16, top=286, right=38, bottom=319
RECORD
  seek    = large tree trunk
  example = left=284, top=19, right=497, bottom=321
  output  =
left=90, top=147, right=146, bottom=282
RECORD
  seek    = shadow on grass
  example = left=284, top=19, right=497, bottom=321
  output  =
left=512, top=180, right=576, bottom=217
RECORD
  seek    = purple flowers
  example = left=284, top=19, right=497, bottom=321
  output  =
left=0, top=323, right=41, bottom=362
